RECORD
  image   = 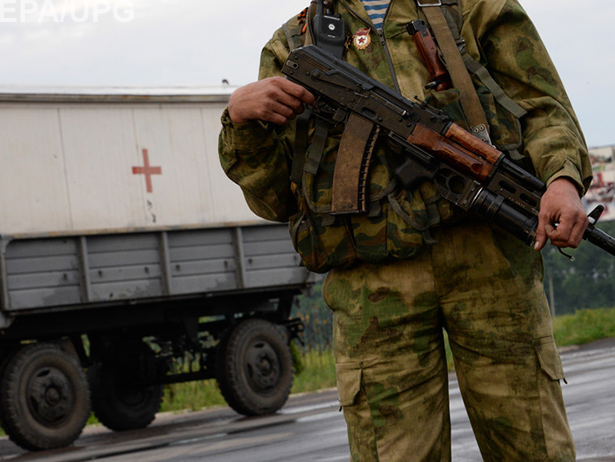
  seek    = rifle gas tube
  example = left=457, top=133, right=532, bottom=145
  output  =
left=282, top=45, right=615, bottom=256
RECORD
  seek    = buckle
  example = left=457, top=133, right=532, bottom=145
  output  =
left=417, top=0, right=442, bottom=6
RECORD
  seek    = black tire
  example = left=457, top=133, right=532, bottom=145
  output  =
left=87, top=342, right=163, bottom=432
left=0, top=343, right=91, bottom=451
left=216, top=319, right=293, bottom=416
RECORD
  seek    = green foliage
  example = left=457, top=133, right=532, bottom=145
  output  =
left=542, top=221, right=615, bottom=315
left=552, top=307, right=615, bottom=346
left=160, top=381, right=226, bottom=413
left=291, top=349, right=337, bottom=393
left=288, top=282, right=336, bottom=392
left=292, top=281, right=333, bottom=353
left=290, top=340, right=306, bottom=375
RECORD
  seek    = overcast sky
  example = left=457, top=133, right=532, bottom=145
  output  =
left=1, top=0, right=614, bottom=148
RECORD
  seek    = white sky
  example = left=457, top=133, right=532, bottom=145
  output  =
left=1, top=0, right=614, bottom=147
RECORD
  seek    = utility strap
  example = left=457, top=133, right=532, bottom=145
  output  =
left=464, top=58, right=527, bottom=119
left=417, top=0, right=492, bottom=144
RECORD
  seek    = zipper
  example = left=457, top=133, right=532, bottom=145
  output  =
left=376, top=28, right=401, bottom=94
left=338, top=0, right=402, bottom=94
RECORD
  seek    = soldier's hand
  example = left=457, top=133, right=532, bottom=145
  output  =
left=228, top=77, right=315, bottom=126
left=534, top=177, right=589, bottom=251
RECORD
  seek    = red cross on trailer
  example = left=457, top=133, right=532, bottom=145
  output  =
left=132, top=148, right=162, bottom=193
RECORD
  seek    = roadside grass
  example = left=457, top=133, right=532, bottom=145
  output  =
left=160, top=380, right=227, bottom=413
left=552, top=307, right=615, bottom=347
left=291, top=348, right=337, bottom=393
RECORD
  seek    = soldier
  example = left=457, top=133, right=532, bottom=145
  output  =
left=219, top=0, right=592, bottom=460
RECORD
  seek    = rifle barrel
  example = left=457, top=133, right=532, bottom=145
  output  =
left=584, top=226, right=615, bottom=256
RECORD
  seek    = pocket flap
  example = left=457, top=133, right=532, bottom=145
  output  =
left=335, top=362, right=363, bottom=407
left=534, top=337, right=566, bottom=381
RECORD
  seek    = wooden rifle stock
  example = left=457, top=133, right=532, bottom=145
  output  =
left=407, top=123, right=496, bottom=181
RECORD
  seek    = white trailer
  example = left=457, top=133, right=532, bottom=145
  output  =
left=0, top=87, right=313, bottom=450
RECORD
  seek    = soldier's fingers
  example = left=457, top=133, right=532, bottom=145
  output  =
left=568, top=221, right=588, bottom=248
left=564, top=215, right=589, bottom=248
left=273, top=87, right=314, bottom=116
left=275, top=91, right=308, bottom=116
left=277, top=78, right=316, bottom=106
left=534, top=220, right=549, bottom=251
left=545, top=221, right=583, bottom=249
left=258, top=100, right=301, bottom=125
left=546, top=220, right=572, bottom=246
left=534, top=207, right=555, bottom=251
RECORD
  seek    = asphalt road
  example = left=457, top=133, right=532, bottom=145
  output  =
left=1, top=338, right=613, bottom=462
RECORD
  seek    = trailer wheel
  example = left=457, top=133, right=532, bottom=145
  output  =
left=0, top=343, right=91, bottom=451
left=87, top=342, right=163, bottom=432
left=216, top=319, right=293, bottom=416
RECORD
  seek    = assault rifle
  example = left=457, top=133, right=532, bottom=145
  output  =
left=281, top=45, right=615, bottom=256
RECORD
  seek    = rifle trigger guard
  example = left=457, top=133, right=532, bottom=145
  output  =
left=332, top=106, right=348, bottom=123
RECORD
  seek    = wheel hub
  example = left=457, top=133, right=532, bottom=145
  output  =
left=245, top=341, right=280, bottom=392
left=27, top=368, right=73, bottom=424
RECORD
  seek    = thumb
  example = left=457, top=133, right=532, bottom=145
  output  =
left=534, top=221, right=551, bottom=251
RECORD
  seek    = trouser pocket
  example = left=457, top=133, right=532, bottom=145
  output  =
left=335, top=362, right=363, bottom=407
left=532, top=336, right=576, bottom=461
left=534, top=336, right=566, bottom=381
left=334, top=361, right=381, bottom=461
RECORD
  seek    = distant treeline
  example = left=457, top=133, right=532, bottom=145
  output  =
left=542, top=220, right=615, bottom=315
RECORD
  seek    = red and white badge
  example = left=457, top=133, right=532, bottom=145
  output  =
left=353, top=28, right=371, bottom=50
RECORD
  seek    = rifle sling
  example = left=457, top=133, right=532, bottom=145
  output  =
left=291, top=111, right=312, bottom=185
left=331, top=113, right=380, bottom=215
left=464, top=58, right=527, bottom=120
left=305, top=116, right=331, bottom=176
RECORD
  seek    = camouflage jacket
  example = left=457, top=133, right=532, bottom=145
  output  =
left=219, top=0, right=593, bottom=273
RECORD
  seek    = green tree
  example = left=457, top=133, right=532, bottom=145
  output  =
left=292, top=280, right=333, bottom=351
left=542, top=221, right=615, bottom=314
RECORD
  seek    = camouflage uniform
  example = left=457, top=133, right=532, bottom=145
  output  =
left=219, top=0, right=592, bottom=460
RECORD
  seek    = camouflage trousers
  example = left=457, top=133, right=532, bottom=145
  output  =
left=322, top=220, right=575, bottom=462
